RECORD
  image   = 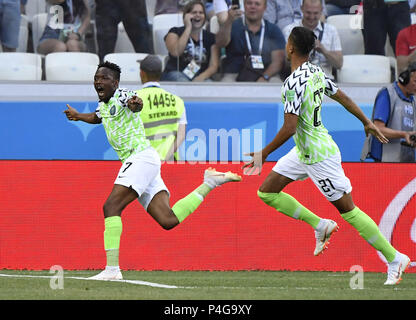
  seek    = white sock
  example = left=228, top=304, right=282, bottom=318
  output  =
left=314, top=219, right=327, bottom=231
left=105, top=265, right=120, bottom=272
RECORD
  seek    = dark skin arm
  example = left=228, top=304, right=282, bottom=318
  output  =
left=63, top=104, right=101, bottom=123
left=329, top=89, right=389, bottom=144
left=127, top=95, right=143, bottom=113
left=64, top=94, right=143, bottom=122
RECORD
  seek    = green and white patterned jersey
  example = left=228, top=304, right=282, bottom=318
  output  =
left=95, top=88, right=150, bottom=163
left=282, top=62, right=339, bottom=164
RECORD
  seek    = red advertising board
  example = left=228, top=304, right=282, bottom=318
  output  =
left=0, top=160, right=414, bottom=272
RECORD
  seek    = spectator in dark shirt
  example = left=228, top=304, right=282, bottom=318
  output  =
left=161, top=0, right=220, bottom=81
left=37, top=0, right=90, bottom=55
left=363, top=0, right=410, bottom=56
left=325, top=0, right=361, bottom=16
left=95, top=0, right=151, bottom=62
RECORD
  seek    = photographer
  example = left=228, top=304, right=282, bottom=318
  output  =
left=361, top=62, right=416, bottom=163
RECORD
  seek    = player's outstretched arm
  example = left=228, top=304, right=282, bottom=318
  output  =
left=63, top=104, right=101, bottom=124
left=329, top=89, right=389, bottom=144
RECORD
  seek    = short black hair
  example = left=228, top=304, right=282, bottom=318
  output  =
left=289, top=26, right=317, bottom=56
left=139, top=55, right=162, bottom=79
left=97, top=61, right=121, bottom=81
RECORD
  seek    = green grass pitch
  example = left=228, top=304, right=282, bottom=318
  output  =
left=0, top=270, right=415, bottom=300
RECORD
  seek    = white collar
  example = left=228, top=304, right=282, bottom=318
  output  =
left=300, top=20, right=323, bottom=33
left=142, top=81, right=161, bottom=88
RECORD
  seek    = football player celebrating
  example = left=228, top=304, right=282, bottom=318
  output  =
left=243, top=26, right=410, bottom=285
left=64, top=60, right=241, bottom=280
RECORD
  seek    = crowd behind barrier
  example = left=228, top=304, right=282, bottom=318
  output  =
left=1, top=0, right=416, bottom=83
left=0, top=1, right=415, bottom=162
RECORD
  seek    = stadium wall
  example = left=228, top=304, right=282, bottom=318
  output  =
left=0, top=161, right=414, bottom=272
left=0, top=81, right=381, bottom=162
left=1, top=100, right=372, bottom=162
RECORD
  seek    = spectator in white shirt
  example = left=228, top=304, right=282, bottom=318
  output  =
left=283, top=0, right=342, bottom=79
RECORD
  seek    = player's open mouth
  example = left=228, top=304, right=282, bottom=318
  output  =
left=96, top=86, right=105, bottom=97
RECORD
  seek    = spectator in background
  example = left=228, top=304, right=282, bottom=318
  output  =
left=161, top=0, right=220, bottom=82
left=362, top=0, right=410, bottom=56
left=216, top=0, right=286, bottom=82
left=396, top=23, right=416, bottom=73
left=264, top=0, right=302, bottom=32
left=0, top=0, right=21, bottom=52
left=213, top=0, right=232, bottom=26
left=37, top=0, right=90, bottom=55
left=95, top=0, right=151, bottom=62
left=409, top=0, right=416, bottom=12
left=20, top=0, right=27, bottom=15
left=325, top=0, right=361, bottom=16
left=283, top=0, right=342, bottom=79
left=137, top=55, right=187, bottom=161
left=361, top=62, right=416, bottom=163
left=155, top=0, right=188, bottom=15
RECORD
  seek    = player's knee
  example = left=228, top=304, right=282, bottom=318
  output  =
left=103, top=199, right=121, bottom=217
left=159, top=210, right=179, bottom=230
left=257, top=190, right=280, bottom=207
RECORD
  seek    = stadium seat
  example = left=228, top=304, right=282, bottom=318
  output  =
left=104, top=53, right=148, bottom=82
left=152, top=13, right=184, bottom=56
left=24, top=0, right=46, bottom=22
left=45, top=52, right=99, bottom=81
left=114, top=22, right=135, bottom=53
left=31, top=13, right=48, bottom=53
left=326, top=14, right=364, bottom=55
left=17, top=25, right=29, bottom=53
left=0, top=53, right=42, bottom=80
left=146, top=0, right=156, bottom=25
left=337, top=54, right=391, bottom=84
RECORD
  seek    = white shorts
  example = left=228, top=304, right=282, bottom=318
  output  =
left=273, top=147, right=352, bottom=201
left=114, top=147, right=169, bottom=210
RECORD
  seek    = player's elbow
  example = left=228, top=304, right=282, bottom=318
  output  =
left=283, top=123, right=297, bottom=136
left=160, top=221, right=178, bottom=231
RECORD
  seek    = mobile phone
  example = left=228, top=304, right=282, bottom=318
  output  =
left=231, top=0, right=240, bottom=9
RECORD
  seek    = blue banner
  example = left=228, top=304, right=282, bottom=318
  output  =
left=0, top=101, right=372, bottom=161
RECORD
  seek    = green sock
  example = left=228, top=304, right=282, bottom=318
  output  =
left=172, top=183, right=212, bottom=223
left=104, top=216, right=122, bottom=266
left=342, top=207, right=396, bottom=263
left=257, top=191, right=321, bottom=229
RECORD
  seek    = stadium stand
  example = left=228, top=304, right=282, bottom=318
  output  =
left=24, top=0, right=46, bottom=23
left=45, top=52, right=99, bottom=81
left=31, top=12, right=48, bottom=54
left=337, top=54, right=391, bottom=84
left=152, top=13, right=184, bottom=56
left=114, top=22, right=135, bottom=53
left=103, top=52, right=148, bottom=82
left=326, top=14, right=364, bottom=55
left=17, top=24, right=29, bottom=53
left=146, top=0, right=156, bottom=26
left=0, top=52, right=42, bottom=80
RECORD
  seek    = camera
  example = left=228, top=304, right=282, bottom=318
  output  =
left=400, top=134, right=416, bottom=147
left=232, top=0, right=240, bottom=8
